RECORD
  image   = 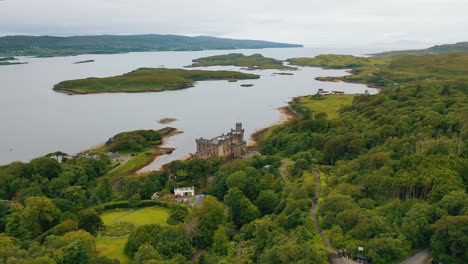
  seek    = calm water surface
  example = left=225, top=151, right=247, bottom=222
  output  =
left=0, top=47, right=382, bottom=168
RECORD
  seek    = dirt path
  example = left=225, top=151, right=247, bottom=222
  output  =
left=399, top=248, right=432, bottom=264
left=279, top=160, right=290, bottom=185
left=191, top=249, right=204, bottom=263
left=311, top=169, right=334, bottom=251
left=311, top=169, right=358, bottom=264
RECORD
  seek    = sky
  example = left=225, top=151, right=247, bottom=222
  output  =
left=0, top=0, right=467, bottom=48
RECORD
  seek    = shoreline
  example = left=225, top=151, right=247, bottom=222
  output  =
left=249, top=102, right=300, bottom=148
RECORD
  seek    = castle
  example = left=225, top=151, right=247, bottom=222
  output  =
left=194, top=122, right=247, bottom=159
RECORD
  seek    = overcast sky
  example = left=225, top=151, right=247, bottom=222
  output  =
left=0, top=0, right=466, bottom=47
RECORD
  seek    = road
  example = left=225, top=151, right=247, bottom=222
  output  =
left=399, top=249, right=432, bottom=264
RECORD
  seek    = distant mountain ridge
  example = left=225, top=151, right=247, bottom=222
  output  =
left=0, top=34, right=303, bottom=57
left=375, top=41, right=468, bottom=56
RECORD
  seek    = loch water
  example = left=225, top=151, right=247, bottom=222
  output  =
left=0, top=47, right=381, bottom=168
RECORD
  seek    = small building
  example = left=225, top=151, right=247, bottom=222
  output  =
left=174, top=186, right=195, bottom=197
left=151, top=192, right=160, bottom=200
left=355, top=254, right=370, bottom=264
left=316, top=88, right=330, bottom=95
left=332, top=90, right=345, bottom=95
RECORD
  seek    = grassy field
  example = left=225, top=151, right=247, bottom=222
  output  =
left=100, top=206, right=171, bottom=226
left=96, top=236, right=130, bottom=263
left=298, top=94, right=355, bottom=119
left=53, top=68, right=259, bottom=94
left=97, top=206, right=171, bottom=263
left=188, top=53, right=295, bottom=70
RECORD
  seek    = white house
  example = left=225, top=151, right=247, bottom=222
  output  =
left=174, top=186, right=195, bottom=197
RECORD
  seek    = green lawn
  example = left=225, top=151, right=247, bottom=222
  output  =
left=97, top=206, right=171, bottom=262
left=96, top=236, right=131, bottom=264
left=298, top=94, right=355, bottom=119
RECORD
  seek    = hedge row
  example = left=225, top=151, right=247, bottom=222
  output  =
left=94, top=199, right=187, bottom=213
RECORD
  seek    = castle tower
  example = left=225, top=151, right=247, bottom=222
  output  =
left=236, top=122, right=243, bottom=132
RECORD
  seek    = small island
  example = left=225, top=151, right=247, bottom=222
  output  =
left=0, top=56, right=27, bottom=66
left=187, top=53, right=297, bottom=70
left=157, top=118, right=177, bottom=124
left=53, top=68, right=259, bottom=94
left=74, top=59, right=95, bottom=64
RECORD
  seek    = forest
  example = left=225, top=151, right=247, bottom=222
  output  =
left=0, top=51, right=466, bottom=264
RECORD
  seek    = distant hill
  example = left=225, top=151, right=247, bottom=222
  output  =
left=375, top=42, right=468, bottom=56
left=0, top=34, right=303, bottom=57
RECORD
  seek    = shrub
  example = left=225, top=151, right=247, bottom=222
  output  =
left=102, top=221, right=135, bottom=237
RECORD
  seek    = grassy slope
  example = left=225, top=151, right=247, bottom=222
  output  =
left=375, top=41, right=468, bottom=56
left=287, top=54, right=388, bottom=69
left=297, top=94, right=355, bottom=119
left=289, top=53, right=468, bottom=89
left=104, top=150, right=158, bottom=180
left=97, top=207, right=171, bottom=263
left=53, top=68, right=259, bottom=94
left=188, top=53, right=295, bottom=70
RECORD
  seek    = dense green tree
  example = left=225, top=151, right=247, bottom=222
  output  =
left=125, top=225, right=192, bottom=260
left=224, top=188, right=260, bottom=226
left=78, top=210, right=103, bottom=235
left=259, top=238, right=327, bottom=264
left=255, top=190, right=279, bottom=215
left=367, top=236, right=410, bottom=264
left=431, top=215, right=468, bottom=263
left=401, top=203, right=433, bottom=247
left=318, top=195, right=358, bottom=229
left=21, top=196, right=61, bottom=237
left=438, top=190, right=468, bottom=215
left=5, top=212, right=31, bottom=239
left=211, top=226, right=229, bottom=255
left=134, top=244, right=161, bottom=264
left=188, top=196, right=226, bottom=248
left=60, top=240, right=90, bottom=264
left=91, top=177, right=112, bottom=204
left=29, top=157, right=62, bottom=179
left=129, top=193, right=142, bottom=208
left=0, top=202, right=10, bottom=232
left=125, top=225, right=163, bottom=258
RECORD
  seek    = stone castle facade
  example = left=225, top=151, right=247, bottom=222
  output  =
left=194, top=122, right=247, bottom=159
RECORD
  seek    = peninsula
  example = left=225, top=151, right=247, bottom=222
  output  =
left=374, top=41, right=468, bottom=56
left=288, top=52, right=468, bottom=87
left=0, top=56, right=27, bottom=66
left=287, top=54, right=385, bottom=69
left=187, top=53, right=296, bottom=70
left=0, top=34, right=303, bottom=57
left=53, top=68, right=260, bottom=94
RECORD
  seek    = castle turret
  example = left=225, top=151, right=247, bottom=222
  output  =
left=236, top=122, right=243, bottom=132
